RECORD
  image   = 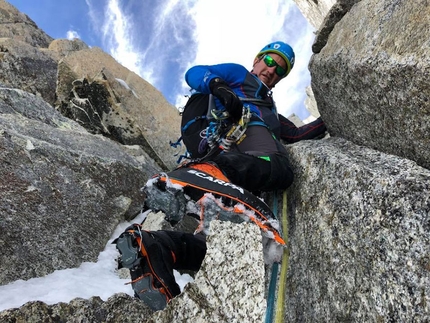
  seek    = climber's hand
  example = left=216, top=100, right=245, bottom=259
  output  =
left=209, top=77, right=243, bottom=123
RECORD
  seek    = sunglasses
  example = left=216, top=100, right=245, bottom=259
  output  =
left=262, top=54, right=287, bottom=77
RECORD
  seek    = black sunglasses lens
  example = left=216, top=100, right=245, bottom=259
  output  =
left=264, top=55, right=275, bottom=67
left=276, top=66, right=286, bottom=77
left=264, top=55, right=286, bottom=77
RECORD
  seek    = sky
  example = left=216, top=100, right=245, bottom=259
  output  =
left=0, top=210, right=194, bottom=311
left=7, top=0, right=317, bottom=121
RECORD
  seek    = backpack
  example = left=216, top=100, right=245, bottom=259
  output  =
left=179, top=93, right=212, bottom=159
left=172, top=93, right=226, bottom=162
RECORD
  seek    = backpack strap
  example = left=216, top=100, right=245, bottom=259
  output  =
left=240, top=97, right=272, bottom=107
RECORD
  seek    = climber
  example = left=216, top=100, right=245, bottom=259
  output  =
left=177, top=40, right=326, bottom=192
left=115, top=41, right=327, bottom=311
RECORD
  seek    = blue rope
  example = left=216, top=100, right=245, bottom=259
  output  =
left=266, top=262, right=279, bottom=323
left=265, top=190, right=279, bottom=323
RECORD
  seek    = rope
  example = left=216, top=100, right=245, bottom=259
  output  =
left=265, top=262, right=279, bottom=322
left=265, top=191, right=279, bottom=323
left=274, top=190, right=288, bottom=323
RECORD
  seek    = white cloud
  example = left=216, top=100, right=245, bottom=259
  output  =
left=175, top=0, right=316, bottom=119
left=101, top=0, right=144, bottom=78
left=134, top=0, right=191, bottom=86
left=66, top=30, right=81, bottom=40
left=188, top=0, right=295, bottom=65
left=85, top=0, right=102, bottom=34
left=89, top=0, right=316, bottom=120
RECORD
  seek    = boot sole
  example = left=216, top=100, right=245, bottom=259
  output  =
left=116, top=229, right=178, bottom=311
left=130, top=272, right=168, bottom=311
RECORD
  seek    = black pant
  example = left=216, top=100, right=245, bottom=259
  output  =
left=211, top=126, right=294, bottom=192
left=161, top=231, right=207, bottom=271
left=212, top=152, right=292, bottom=192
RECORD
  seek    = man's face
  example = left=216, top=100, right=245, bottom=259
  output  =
left=252, top=53, right=287, bottom=89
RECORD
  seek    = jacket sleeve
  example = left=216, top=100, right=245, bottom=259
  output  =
left=279, top=114, right=327, bottom=143
left=185, top=63, right=249, bottom=93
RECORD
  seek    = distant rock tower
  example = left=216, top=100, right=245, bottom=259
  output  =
left=292, top=0, right=337, bottom=29
left=289, top=0, right=337, bottom=123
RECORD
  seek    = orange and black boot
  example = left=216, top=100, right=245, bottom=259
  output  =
left=115, top=224, right=181, bottom=311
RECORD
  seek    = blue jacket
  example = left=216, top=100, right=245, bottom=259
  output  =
left=185, top=63, right=326, bottom=143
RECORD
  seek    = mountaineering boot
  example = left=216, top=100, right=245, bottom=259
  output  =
left=143, top=175, right=188, bottom=225
left=115, top=224, right=181, bottom=311
left=143, top=162, right=228, bottom=224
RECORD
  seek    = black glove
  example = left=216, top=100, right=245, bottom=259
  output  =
left=209, top=77, right=243, bottom=122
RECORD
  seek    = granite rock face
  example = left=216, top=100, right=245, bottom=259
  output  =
left=55, top=47, right=182, bottom=170
left=0, top=87, right=159, bottom=284
left=0, top=38, right=58, bottom=106
left=310, top=0, right=362, bottom=54
left=56, top=71, right=168, bottom=170
left=0, top=0, right=53, bottom=47
left=48, top=38, right=89, bottom=58
left=284, top=138, right=430, bottom=322
left=153, top=221, right=266, bottom=323
left=310, top=0, right=430, bottom=169
left=0, top=294, right=153, bottom=323
left=0, top=1, right=181, bottom=170
left=292, top=0, right=337, bottom=29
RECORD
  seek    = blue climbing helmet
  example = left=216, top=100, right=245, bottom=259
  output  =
left=256, top=41, right=295, bottom=77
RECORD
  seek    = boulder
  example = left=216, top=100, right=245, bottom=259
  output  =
left=310, top=0, right=430, bottom=169
left=56, top=70, right=171, bottom=170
